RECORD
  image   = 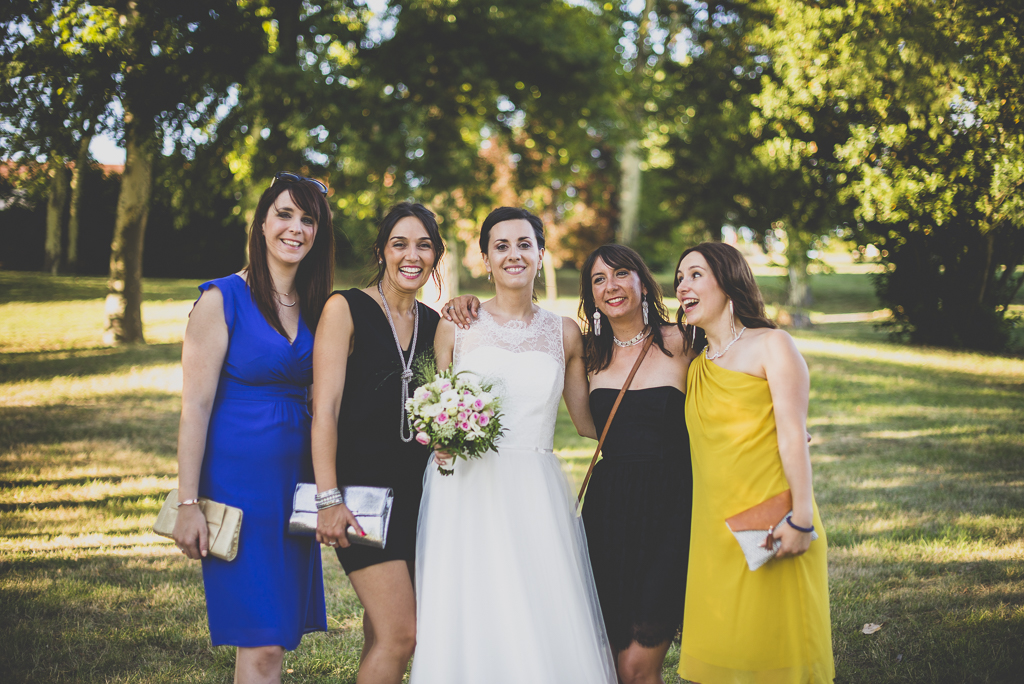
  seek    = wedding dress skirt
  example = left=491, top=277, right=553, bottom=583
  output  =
left=411, top=308, right=616, bottom=684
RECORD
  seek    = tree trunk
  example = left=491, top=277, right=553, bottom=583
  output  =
left=616, top=139, right=642, bottom=245
left=44, top=156, right=70, bottom=274
left=445, top=229, right=459, bottom=300
left=786, top=236, right=813, bottom=309
left=105, top=119, right=154, bottom=345
left=543, top=250, right=558, bottom=303
left=66, top=133, right=93, bottom=273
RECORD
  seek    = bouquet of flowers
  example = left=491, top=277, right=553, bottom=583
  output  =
left=406, top=356, right=504, bottom=476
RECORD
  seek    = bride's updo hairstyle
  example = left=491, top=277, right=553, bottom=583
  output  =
left=674, top=241, right=776, bottom=354
left=580, top=244, right=672, bottom=374
left=478, top=206, right=546, bottom=255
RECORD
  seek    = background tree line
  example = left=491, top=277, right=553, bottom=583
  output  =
left=1, top=0, right=1022, bottom=352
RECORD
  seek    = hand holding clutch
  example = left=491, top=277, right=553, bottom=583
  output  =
left=724, top=490, right=818, bottom=571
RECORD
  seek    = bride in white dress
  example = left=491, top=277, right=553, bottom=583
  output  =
left=410, top=208, right=617, bottom=684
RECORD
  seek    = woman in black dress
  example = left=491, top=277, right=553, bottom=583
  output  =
left=310, top=203, right=442, bottom=684
left=579, top=244, right=695, bottom=684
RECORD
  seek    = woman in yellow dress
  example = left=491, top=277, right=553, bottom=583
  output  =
left=674, top=242, right=833, bottom=684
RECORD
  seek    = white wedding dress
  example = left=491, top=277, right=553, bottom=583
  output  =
left=411, top=307, right=617, bottom=684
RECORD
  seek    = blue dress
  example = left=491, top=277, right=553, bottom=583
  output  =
left=197, top=274, right=327, bottom=650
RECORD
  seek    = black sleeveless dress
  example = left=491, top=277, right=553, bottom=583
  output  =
left=582, top=386, right=693, bottom=650
left=333, top=288, right=439, bottom=574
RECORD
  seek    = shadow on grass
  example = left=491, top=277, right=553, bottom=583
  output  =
left=0, top=343, right=182, bottom=384
left=0, top=493, right=165, bottom=513
left=0, top=271, right=202, bottom=304
left=0, top=550, right=223, bottom=684
left=0, top=548, right=364, bottom=683
left=0, top=390, right=180, bottom=454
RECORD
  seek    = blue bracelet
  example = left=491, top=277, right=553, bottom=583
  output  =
left=786, top=515, right=814, bottom=533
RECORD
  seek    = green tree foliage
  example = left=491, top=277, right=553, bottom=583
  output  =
left=0, top=0, right=118, bottom=273
left=92, top=0, right=265, bottom=343
left=752, top=0, right=1024, bottom=349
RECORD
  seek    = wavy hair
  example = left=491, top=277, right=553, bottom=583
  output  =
left=579, top=244, right=672, bottom=374
left=674, top=241, right=776, bottom=354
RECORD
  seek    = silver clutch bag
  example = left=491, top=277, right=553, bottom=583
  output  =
left=288, top=482, right=393, bottom=549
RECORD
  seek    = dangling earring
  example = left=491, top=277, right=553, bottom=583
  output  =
left=642, top=298, right=649, bottom=326
left=691, top=325, right=697, bottom=347
left=593, top=310, right=602, bottom=337
left=378, top=258, right=383, bottom=265
left=729, top=299, right=737, bottom=339
left=487, top=271, right=491, bottom=283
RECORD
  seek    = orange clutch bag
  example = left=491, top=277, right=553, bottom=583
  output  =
left=724, top=489, right=817, bottom=571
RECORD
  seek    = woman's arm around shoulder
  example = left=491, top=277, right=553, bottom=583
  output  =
left=562, top=316, right=597, bottom=440
left=310, top=293, right=364, bottom=547
left=434, top=317, right=457, bottom=372
left=173, top=285, right=230, bottom=559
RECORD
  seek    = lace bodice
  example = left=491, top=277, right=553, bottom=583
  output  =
left=453, top=307, right=565, bottom=452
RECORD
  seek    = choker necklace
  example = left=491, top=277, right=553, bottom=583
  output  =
left=378, top=281, right=419, bottom=443
left=275, top=291, right=296, bottom=307
left=613, top=328, right=649, bottom=348
left=706, top=326, right=746, bottom=360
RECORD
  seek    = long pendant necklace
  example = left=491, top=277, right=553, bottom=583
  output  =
left=705, top=326, right=747, bottom=360
left=378, top=281, right=419, bottom=443
left=613, top=327, right=649, bottom=348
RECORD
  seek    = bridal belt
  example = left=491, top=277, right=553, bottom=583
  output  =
left=496, top=446, right=555, bottom=455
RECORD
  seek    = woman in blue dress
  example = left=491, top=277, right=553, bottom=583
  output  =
left=172, top=173, right=335, bottom=683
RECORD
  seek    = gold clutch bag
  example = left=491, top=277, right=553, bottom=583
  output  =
left=724, top=489, right=818, bottom=571
left=153, top=489, right=243, bottom=561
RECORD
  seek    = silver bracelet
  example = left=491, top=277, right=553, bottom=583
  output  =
left=315, top=488, right=344, bottom=511
left=175, top=498, right=200, bottom=508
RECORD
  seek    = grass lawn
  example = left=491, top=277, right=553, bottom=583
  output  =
left=2, top=269, right=1023, bottom=683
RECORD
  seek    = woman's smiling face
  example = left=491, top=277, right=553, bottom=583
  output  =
left=483, top=219, right=543, bottom=289
left=589, top=257, right=645, bottom=322
left=261, top=190, right=318, bottom=268
left=381, top=215, right=436, bottom=293
left=676, top=250, right=727, bottom=328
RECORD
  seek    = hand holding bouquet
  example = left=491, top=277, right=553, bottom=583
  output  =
left=406, top=360, right=504, bottom=476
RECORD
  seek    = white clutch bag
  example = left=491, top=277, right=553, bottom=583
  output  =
left=725, top=489, right=818, bottom=571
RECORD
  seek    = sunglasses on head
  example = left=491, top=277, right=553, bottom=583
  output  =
left=273, top=172, right=328, bottom=195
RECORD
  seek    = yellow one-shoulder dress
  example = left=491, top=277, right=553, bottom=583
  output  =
left=679, top=354, right=833, bottom=684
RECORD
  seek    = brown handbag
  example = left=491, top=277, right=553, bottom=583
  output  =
left=575, top=334, right=656, bottom=510
left=725, top=489, right=818, bottom=570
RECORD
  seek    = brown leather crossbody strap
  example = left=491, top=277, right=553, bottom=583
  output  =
left=576, top=333, right=655, bottom=509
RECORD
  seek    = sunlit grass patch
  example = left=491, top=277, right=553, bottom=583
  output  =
left=0, top=300, right=193, bottom=353
left=2, top=271, right=1023, bottom=683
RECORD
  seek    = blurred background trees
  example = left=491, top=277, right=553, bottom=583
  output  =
left=1, top=0, right=1022, bottom=351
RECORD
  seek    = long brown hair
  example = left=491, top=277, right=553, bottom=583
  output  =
left=247, top=178, right=335, bottom=337
left=674, top=242, right=775, bottom=354
left=579, top=244, right=672, bottom=374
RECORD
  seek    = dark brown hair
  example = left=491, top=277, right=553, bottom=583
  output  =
left=478, top=206, right=545, bottom=254
left=579, top=244, right=672, bottom=373
left=479, top=206, right=546, bottom=302
left=247, top=178, right=335, bottom=337
left=370, top=202, right=445, bottom=290
left=674, top=242, right=776, bottom=353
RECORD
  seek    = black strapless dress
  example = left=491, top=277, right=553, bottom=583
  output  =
left=582, top=386, right=693, bottom=651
